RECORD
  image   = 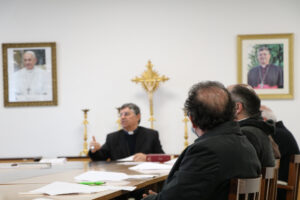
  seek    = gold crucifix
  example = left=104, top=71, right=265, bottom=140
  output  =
left=132, top=60, right=169, bottom=129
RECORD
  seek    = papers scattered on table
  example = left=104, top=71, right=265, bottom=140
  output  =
left=75, top=171, right=156, bottom=182
left=117, top=155, right=134, bottom=162
left=21, top=181, right=136, bottom=196
left=39, top=158, right=66, bottom=165
left=129, top=162, right=173, bottom=170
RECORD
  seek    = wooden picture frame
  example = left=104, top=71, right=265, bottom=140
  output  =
left=237, top=33, right=294, bottom=99
left=2, top=42, right=57, bottom=106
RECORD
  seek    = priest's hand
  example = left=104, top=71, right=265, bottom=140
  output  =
left=89, top=136, right=101, bottom=153
left=133, top=153, right=147, bottom=162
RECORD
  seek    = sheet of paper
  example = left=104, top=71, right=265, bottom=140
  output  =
left=39, top=158, right=66, bottom=165
left=132, top=169, right=170, bottom=175
left=74, top=171, right=157, bottom=182
left=129, top=162, right=173, bottom=170
left=117, top=162, right=147, bottom=165
left=116, top=155, right=134, bottom=162
left=74, top=171, right=129, bottom=181
left=127, top=175, right=157, bottom=179
left=21, top=181, right=137, bottom=196
left=102, top=185, right=136, bottom=191
left=21, top=181, right=104, bottom=196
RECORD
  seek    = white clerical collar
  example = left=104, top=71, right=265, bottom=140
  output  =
left=124, top=127, right=138, bottom=135
left=127, top=131, right=134, bottom=135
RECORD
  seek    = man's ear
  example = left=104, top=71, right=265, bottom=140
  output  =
left=236, top=102, right=243, bottom=115
left=189, top=116, right=197, bottom=128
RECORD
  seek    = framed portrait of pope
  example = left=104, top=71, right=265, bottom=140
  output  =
left=2, top=42, right=57, bottom=107
left=237, top=33, right=294, bottom=99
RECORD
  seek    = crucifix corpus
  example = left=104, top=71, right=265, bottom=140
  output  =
left=131, top=60, right=169, bottom=129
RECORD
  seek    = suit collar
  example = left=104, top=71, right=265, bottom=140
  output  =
left=195, top=121, right=241, bottom=143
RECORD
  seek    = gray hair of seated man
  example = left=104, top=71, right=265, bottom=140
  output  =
left=119, top=103, right=141, bottom=123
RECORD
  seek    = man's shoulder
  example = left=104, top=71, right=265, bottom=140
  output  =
left=14, top=68, right=26, bottom=75
left=268, top=64, right=282, bottom=71
left=275, top=122, right=297, bottom=140
left=239, top=117, right=272, bottom=132
left=107, top=129, right=124, bottom=137
left=241, top=126, right=273, bottom=152
left=138, top=126, right=158, bottom=134
left=269, top=64, right=280, bottom=68
left=248, top=66, right=260, bottom=73
left=241, top=125, right=266, bottom=137
left=33, top=67, right=48, bottom=74
left=189, top=131, right=252, bottom=159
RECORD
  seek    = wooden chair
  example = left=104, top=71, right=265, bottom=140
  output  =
left=228, top=177, right=261, bottom=200
left=277, top=154, right=300, bottom=200
left=260, top=161, right=279, bottom=200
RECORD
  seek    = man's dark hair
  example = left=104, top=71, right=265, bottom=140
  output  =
left=230, top=84, right=261, bottom=117
left=258, top=47, right=270, bottom=53
left=119, top=103, right=141, bottom=123
left=184, top=81, right=235, bottom=131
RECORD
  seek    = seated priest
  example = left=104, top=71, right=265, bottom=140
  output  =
left=88, top=103, right=164, bottom=162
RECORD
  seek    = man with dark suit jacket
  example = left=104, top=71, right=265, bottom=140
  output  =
left=228, top=84, right=278, bottom=167
left=88, top=103, right=164, bottom=162
left=142, top=81, right=261, bottom=200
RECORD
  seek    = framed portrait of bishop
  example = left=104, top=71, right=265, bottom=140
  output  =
left=237, top=33, right=294, bottom=99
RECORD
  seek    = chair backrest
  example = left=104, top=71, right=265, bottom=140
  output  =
left=228, top=177, right=261, bottom=200
left=277, top=154, right=300, bottom=200
left=260, top=161, right=279, bottom=200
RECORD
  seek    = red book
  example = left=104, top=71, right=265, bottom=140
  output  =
left=146, top=154, right=171, bottom=162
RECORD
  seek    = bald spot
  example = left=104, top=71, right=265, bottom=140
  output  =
left=196, top=86, right=228, bottom=113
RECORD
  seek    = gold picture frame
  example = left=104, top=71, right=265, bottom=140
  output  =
left=237, top=33, right=294, bottom=99
left=2, top=42, right=58, bottom=107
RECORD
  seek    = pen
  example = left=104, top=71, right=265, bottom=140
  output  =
left=79, top=181, right=105, bottom=185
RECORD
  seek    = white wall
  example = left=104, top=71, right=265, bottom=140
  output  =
left=0, top=0, right=299, bottom=158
